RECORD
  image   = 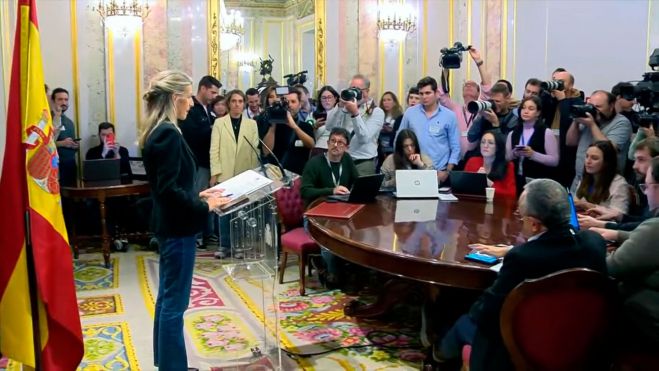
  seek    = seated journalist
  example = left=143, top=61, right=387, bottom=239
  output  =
left=86, top=121, right=132, bottom=179
left=380, top=129, right=434, bottom=188
left=433, top=178, right=607, bottom=370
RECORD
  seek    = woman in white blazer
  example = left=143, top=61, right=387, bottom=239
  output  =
left=210, top=90, right=260, bottom=185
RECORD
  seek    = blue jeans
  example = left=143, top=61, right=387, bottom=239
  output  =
left=153, top=236, right=196, bottom=369
left=440, top=314, right=477, bottom=359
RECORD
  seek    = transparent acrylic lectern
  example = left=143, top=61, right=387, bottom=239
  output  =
left=212, top=165, right=296, bottom=370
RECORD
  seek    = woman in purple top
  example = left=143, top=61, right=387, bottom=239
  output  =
left=505, top=96, right=559, bottom=193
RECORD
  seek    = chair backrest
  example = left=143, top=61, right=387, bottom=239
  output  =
left=273, top=177, right=304, bottom=230
left=500, top=268, right=616, bottom=371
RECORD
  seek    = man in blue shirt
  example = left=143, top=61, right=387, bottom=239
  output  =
left=397, top=76, right=460, bottom=184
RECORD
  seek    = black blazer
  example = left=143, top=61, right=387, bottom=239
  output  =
left=468, top=227, right=607, bottom=371
left=143, top=122, right=209, bottom=237
left=85, top=144, right=132, bottom=177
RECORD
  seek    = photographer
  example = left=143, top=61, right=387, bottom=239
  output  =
left=438, top=47, right=492, bottom=156
left=325, top=74, right=385, bottom=175
left=263, top=89, right=315, bottom=175
left=466, top=84, right=519, bottom=158
left=566, top=90, right=632, bottom=191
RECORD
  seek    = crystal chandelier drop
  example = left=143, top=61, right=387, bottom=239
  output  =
left=377, top=1, right=416, bottom=42
left=220, top=0, right=244, bottom=51
left=94, top=0, right=150, bottom=37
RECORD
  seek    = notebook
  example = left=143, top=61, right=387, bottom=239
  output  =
left=304, top=201, right=365, bottom=219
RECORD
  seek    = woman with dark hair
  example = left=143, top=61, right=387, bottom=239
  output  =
left=378, top=91, right=404, bottom=167
left=506, top=96, right=559, bottom=192
left=464, top=130, right=516, bottom=199
left=575, top=140, right=629, bottom=213
left=380, top=128, right=433, bottom=187
left=210, top=95, right=227, bottom=118
left=311, top=85, right=339, bottom=157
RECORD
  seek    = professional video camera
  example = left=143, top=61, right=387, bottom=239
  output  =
left=284, top=71, right=308, bottom=86
left=570, top=104, right=598, bottom=118
left=619, top=48, right=659, bottom=129
left=541, top=80, right=565, bottom=91
left=265, top=86, right=291, bottom=124
left=340, top=87, right=362, bottom=102
left=439, top=42, right=471, bottom=69
left=467, top=99, right=493, bottom=114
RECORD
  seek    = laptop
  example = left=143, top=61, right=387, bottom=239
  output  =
left=395, top=199, right=439, bottom=222
left=327, top=173, right=385, bottom=203
left=449, top=171, right=488, bottom=196
left=395, top=170, right=439, bottom=198
left=83, top=159, right=121, bottom=182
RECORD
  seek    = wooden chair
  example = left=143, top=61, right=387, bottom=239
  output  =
left=500, top=268, right=616, bottom=370
left=273, top=177, right=319, bottom=296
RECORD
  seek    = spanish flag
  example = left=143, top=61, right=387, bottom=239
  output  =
left=0, top=0, right=84, bottom=369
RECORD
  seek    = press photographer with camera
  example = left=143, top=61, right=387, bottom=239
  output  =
left=437, top=46, right=492, bottom=156
left=465, top=83, right=519, bottom=158
left=397, top=76, right=460, bottom=184
left=325, top=74, right=385, bottom=175
left=310, top=85, right=340, bottom=158
left=262, top=88, right=315, bottom=175
left=566, top=90, right=632, bottom=191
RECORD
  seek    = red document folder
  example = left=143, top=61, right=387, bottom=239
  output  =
left=304, top=201, right=365, bottom=219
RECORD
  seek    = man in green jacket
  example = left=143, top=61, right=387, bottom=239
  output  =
left=300, top=127, right=359, bottom=206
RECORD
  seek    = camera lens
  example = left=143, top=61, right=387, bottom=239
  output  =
left=540, top=80, right=565, bottom=91
left=467, top=100, right=493, bottom=114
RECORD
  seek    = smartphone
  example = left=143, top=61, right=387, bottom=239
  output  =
left=73, top=138, right=81, bottom=142
left=514, top=145, right=526, bottom=151
left=465, top=252, right=499, bottom=265
left=106, top=133, right=115, bottom=146
left=312, top=111, right=327, bottom=120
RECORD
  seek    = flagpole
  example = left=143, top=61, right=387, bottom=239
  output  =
left=24, top=210, right=42, bottom=371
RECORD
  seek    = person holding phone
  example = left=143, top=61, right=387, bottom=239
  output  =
left=140, top=70, right=230, bottom=369
left=86, top=122, right=132, bottom=177
left=464, top=131, right=517, bottom=199
left=310, top=85, right=339, bottom=158
left=505, top=96, right=559, bottom=194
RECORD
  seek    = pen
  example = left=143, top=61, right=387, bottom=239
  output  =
left=223, top=193, right=233, bottom=197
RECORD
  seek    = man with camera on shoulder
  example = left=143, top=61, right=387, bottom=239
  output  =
left=325, top=74, right=385, bottom=175
left=263, top=89, right=315, bottom=175
left=466, top=83, right=519, bottom=158
left=566, top=90, right=632, bottom=191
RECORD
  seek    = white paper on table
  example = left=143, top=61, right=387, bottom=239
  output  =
left=438, top=193, right=459, bottom=201
left=489, top=261, right=503, bottom=272
left=210, top=169, right=273, bottom=201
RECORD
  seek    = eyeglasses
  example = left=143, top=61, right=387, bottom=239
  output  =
left=328, top=139, right=347, bottom=147
left=639, top=182, right=658, bottom=192
left=320, top=95, right=336, bottom=101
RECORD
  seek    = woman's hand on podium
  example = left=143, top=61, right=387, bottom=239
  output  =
left=206, top=195, right=231, bottom=211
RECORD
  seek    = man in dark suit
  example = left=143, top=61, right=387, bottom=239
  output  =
left=433, top=178, right=607, bottom=370
left=86, top=122, right=132, bottom=178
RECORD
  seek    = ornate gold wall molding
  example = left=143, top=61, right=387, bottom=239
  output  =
left=208, top=0, right=220, bottom=78
left=315, top=0, right=326, bottom=86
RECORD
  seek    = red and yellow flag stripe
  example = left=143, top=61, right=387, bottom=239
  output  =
left=0, top=0, right=83, bottom=369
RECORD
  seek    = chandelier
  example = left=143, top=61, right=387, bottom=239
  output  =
left=377, top=1, right=416, bottom=42
left=220, top=0, right=244, bottom=51
left=94, top=0, right=150, bottom=37
left=236, top=51, right=258, bottom=72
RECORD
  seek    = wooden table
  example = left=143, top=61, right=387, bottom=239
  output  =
left=61, top=180, right=151, bottom=267
left=307, top=196, right=522, bottom=316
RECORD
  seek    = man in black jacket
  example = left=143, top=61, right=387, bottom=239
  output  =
left=180, top=75, right=221, bottom=248
left=541, top=70, right=584, bottom=187
left=434, top=179, right=607, bottom=370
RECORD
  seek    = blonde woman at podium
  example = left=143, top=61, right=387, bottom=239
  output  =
left=141, top=70, right=230, bottom=370
left=209, top=89, right=260, bottom=258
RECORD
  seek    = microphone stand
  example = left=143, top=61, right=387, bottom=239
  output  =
left=258, top=138, right=291, bottom=187
left=243, top=136, right=269, bottom=179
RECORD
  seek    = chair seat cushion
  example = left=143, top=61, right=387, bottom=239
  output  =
left=281, top=227, right=319, bottom=253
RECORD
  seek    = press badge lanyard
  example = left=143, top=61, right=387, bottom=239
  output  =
left=463, top=107, right=475, bottom=128
left=325, top=155, right=342, bottom=187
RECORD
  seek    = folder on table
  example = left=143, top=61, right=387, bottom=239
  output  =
left=304, top=201, right=365, bottom=219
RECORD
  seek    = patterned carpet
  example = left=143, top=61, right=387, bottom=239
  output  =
left=2, top=250, right=425, bottom=370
